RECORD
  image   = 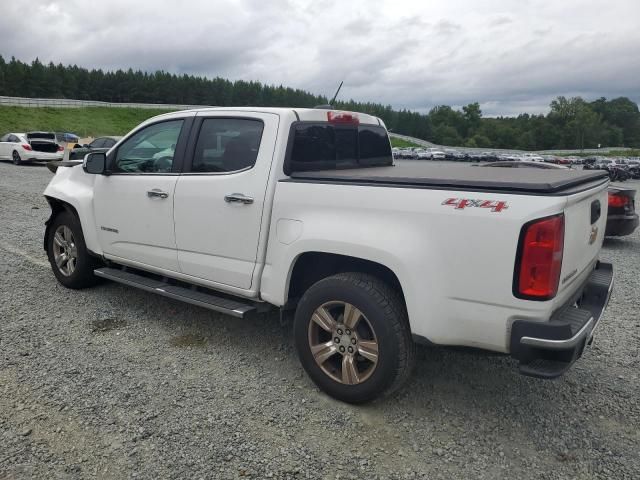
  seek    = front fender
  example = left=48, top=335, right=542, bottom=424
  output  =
left=43, top=166, right=102, bottom=255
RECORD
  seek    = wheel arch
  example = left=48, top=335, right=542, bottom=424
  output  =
left=286, top=251, right=407, bottom=314
left=43, top=197, right=81, bottom=251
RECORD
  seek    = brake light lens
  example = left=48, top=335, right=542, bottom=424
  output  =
left=57, top=145, right=64, bottom=152
left=22, top=144, right=32, bottom=151
left=515, top=214, right=565, bottom=300
left=327, top=111, right=359, bottom=125
left=608, top=192, right=630, bottom=208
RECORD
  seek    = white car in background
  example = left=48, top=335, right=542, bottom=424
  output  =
left=522, top=153, right=545, bottom=162
left=427, top=148, right=446, bottom=160
left=0, top=132, right=64, bottom=165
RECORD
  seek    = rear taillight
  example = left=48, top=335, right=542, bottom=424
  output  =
left=514, top=214, right=565, bottom=300
left=608, top=192, right=630, bottom=208
left=22, top=144, right=32, bottom=151
left=327, top=111, right=359, bottom=125
left=57, top=145, right=64, bottom=152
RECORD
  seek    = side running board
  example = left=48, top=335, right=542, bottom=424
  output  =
left=94, top=267, right=256, bottom=318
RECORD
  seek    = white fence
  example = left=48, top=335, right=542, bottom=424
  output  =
left=0, top=95, right=204, bottom=110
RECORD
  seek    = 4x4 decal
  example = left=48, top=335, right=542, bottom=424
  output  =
left=442, top=198, right=509, bottom=212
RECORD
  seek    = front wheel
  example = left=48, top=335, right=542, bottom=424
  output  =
left=46, top=211, right=101, bottom=289
left=294, top=273, right=414, bottom=403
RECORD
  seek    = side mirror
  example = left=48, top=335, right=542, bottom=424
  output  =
left=83, top=152, right=107, bottom=174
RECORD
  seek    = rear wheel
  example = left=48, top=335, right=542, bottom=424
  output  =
left=47, top=211, right=101, bottom=289
left=12, top=150, right=21, bottom=165
left=294, top=273, right=414, bottom=403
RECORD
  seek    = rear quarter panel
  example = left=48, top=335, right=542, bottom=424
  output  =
left=261, top=181, right=573, bottom=352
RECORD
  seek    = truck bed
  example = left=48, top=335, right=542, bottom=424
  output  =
left=288, top=163, right=609, bottom=195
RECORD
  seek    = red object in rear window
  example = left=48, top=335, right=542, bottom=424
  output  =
left=327, top=111, right=359, bottom=125
left=22, top=144, right=33, bottom=151
left=514, top=214, right=565, bottom=300
left=608, top=192, right=630, bottom=208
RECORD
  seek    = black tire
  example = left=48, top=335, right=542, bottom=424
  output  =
left=46, top=211, right=101, bottom=289
left=294, top=272, right=414, bottom=404
left=12, top=150, right=21, bottom=165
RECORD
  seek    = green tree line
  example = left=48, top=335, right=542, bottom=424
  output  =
left=1, top=56, right=639, bottom=149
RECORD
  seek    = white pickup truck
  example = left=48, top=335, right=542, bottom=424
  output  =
left=43, top=107, right=614, bottom=403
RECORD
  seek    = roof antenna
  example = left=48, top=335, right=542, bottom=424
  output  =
left=315, top=80, right=344, bottom=109
left=330, top=80, right=344, bottom=105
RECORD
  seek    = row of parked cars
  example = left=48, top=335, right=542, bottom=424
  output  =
left=0, top=131, right=120, bottom=165
left=583, top=157, right=640, bottom=181
left=391, top=147, right=586, bottom=164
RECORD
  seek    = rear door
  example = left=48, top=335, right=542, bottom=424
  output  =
left=173, top=112, right=279, bottom=289
left=6, top=135, right=22, bottom=158
left=93, top=117, right=192, bottom=272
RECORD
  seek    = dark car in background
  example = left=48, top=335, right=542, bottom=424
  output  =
left=55, top=132, right=80, bottom=144
left=68, top=136, right=121, bottom=160
left=606, top=187, right=639, bottom=236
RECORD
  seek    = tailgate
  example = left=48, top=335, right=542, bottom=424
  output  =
left=558, top=181, right=609, bottom=296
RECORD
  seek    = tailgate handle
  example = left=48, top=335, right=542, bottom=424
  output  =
left=591, top=200, right=601, bottom=225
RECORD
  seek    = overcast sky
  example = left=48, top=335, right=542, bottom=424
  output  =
left=1, top=0, right=639, bottom=116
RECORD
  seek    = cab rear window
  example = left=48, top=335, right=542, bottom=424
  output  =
left=287, top=123, right=392, bottom=174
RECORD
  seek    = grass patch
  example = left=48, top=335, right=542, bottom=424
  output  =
left=0, top=106, right=175, bottom=137
left=390, top=137, right=422, bottom=148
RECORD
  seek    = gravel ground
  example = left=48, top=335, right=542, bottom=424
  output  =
left=1, top=161, right=639, bottom=480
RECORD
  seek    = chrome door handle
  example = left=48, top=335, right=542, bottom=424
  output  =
left=224, top=193, right=254, bottom=205
left=147, top=189, right=169, bottom=199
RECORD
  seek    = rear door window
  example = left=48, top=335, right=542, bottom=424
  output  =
left=287, top=123, right=392, bottom=173
left=190, top=118, right=264, bottom=173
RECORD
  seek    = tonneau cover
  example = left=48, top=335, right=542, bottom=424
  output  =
left=288, top=163, right=609, bottom=194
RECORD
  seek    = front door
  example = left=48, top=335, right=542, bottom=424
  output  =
left=93, top=119, right=187, bottom=272
left=173, top=113, right=279, bottom=289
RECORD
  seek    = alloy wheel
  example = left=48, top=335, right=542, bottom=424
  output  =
left=52, top=225, right=78, bottom=276
left=308, top=301, right=379, bottom=385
